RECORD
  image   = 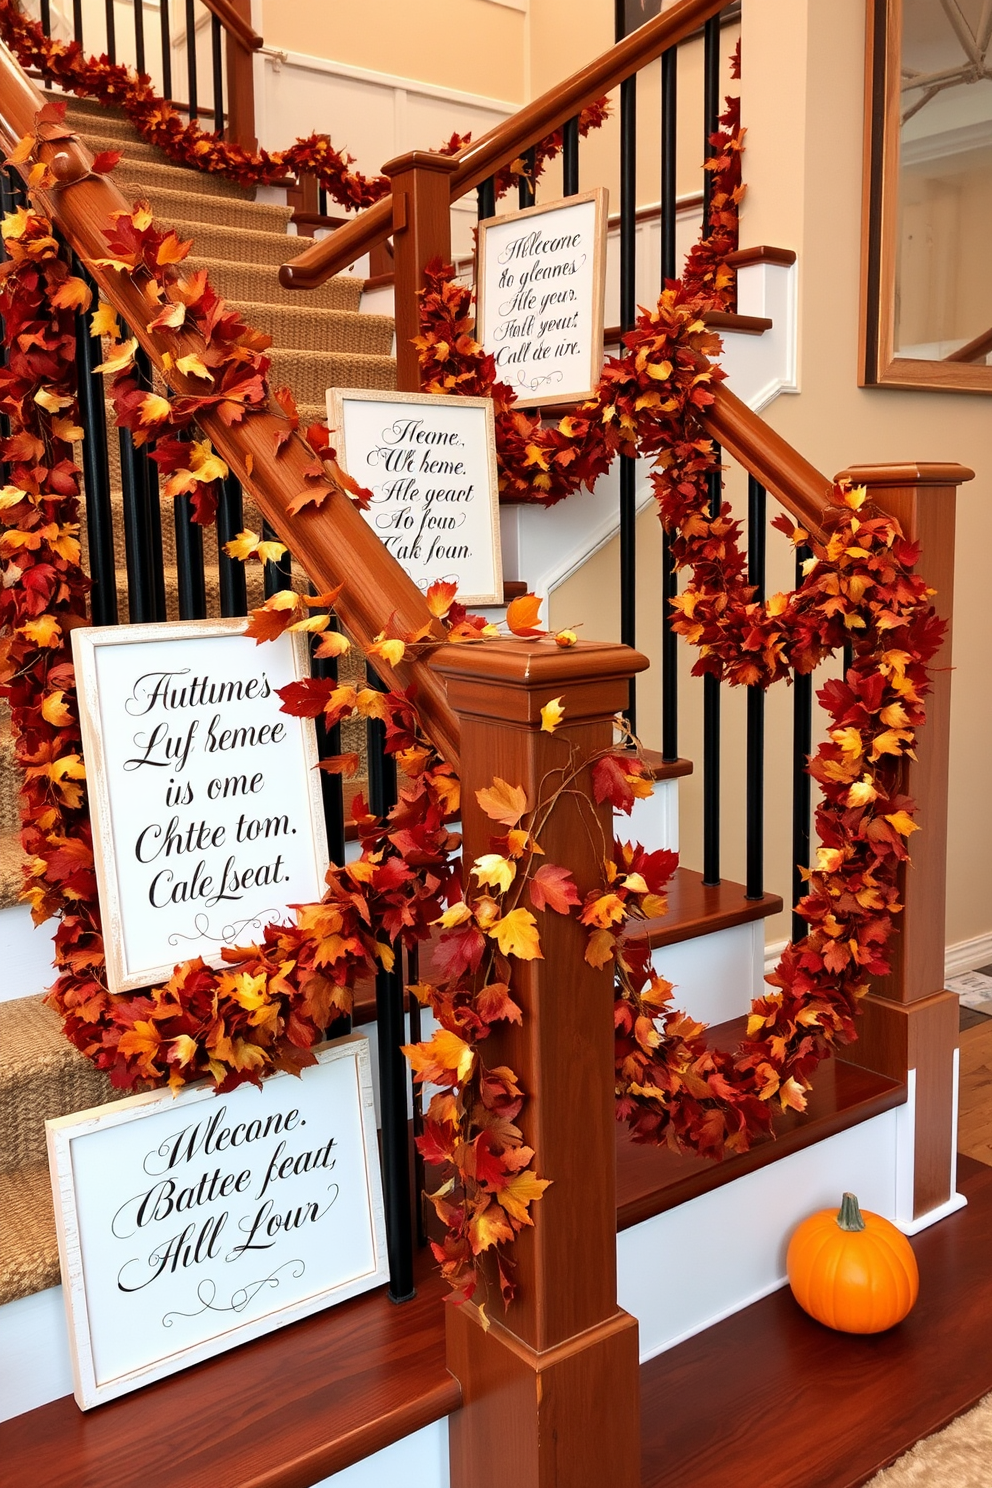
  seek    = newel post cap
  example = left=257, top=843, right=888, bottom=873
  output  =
left=836, top=462, right=975, bottom=489
left=380, top=150, right=461, bottom=180
left=430, top=638, right=649, bottom=728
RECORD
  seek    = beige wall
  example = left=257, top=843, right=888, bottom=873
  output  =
left=553, top=0, right=992, bottom=955
left=260, top=0, right=527, bottom=103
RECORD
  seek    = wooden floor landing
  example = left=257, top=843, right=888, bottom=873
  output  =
left=641, top=1153, right=992, bottom=1488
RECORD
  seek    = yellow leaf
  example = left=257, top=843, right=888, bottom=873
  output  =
left=540, top=696, right=565, bottom=734
left=224, top=528, right=262, bottom=562
left=374, top=940, right=395, bottom=972
left=131, top=202, right=154, bottom=232
left=256, top=539, right=288, bottom=566
left=50, top=276, right=92, bottom=312
left=884, top=809, right=919, bottom=837
left=489, top=907, right=543, bottom=960
left=5, top=135, right=34, bottom=166
left=187, top=439, right=227, bottom=482
left=33, top=387, right=73, bottom=413
left=51, top=416, right=85, bottom=443
left=138, top=393, right=172, bottom=426
left=471, top=854, right=516, bottom=894
left=476, top=777, right=528, bottom=827
left=369, top=636, right=406, bottom=668
left=554, top=629, right=577, bottom=648
left=176, top=352, right=213, bottom=381
left=584, top=928, right=616, bottom=968
left=170, top=1033, right=199, bottom=1067
left=19, top=614, right=62, bottom=647
left=435, top=902, right=473, bottom=929
left=496, top=1169, right=551, bottom=1225
left=313, top=630, right=351, bottom=660
left=41, top=690, right=73, bottom=727
left=156, top=231, right=192, bottom=265
left=846, top=776, right=878, bottom=808
left=92, top=338, right=137, bottom=376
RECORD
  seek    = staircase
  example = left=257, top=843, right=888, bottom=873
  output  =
left=0, top=0, right=974, bottom=1481
left=0, top=92, right=395, bottom=1310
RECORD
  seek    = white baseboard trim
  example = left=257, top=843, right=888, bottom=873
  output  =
left=763, top=931, right=992, bottom=984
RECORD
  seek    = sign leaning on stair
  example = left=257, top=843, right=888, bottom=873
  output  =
left=47, top=1038, right=387, bottom=1408
left=476, top=188, right=608, bottom=409
left=328, top=387, right=503, bottom=605
left=71, top=618, right=329, bottom=995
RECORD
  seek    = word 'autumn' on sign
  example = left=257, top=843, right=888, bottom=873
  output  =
left=328, top=387, right=503, bottom=605
left=72, top=620, right=328, bottom=995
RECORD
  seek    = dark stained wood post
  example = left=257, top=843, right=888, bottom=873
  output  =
left=380, top=151, right=458, bottom=392
left=222, top=0, right=258, bottom=152
left=430, top=639, right=648, bottom=1488
left=836, top=462, right=974, bottom=1219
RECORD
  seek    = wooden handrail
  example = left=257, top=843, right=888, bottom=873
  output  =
left=280, top=0, right=729, bottom=290
left=200, top=0, right=263, bottom=51
left=0, top=42, right=460, bottom=764
left=944, top=325, right=992, bottom=364
left=699, top=384, right=835, bottom=540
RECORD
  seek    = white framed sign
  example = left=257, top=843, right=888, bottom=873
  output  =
left=47, top=1036, right=387, bottom=1409
left=476, top=187, right=608, bottom=409
left=327, top=386, right=503, bottom=606
left=71, top=618, right=328, bottom=995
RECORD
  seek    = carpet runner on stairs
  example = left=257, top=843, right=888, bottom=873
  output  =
left=0, top=93, right=396, bottom=1306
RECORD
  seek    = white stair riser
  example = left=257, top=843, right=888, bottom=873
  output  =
left=618, top=1104, right=903, bottom=1361
left=651, top=917, right=764, bottom=1026
left=623, top=776, right=678, bottom=857
left=0, top=905, right=57, bottom=1004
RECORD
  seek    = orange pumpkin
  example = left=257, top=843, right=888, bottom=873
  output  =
left=786, top=1192, right=919, bottom=1334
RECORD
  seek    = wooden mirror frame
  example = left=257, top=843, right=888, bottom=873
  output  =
left=860, top=0, right=992, bottom=394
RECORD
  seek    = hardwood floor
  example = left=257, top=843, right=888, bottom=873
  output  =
left=959, top=1013, right=992, bottom=1167
left=640, top=1156, right=992, bottom=1488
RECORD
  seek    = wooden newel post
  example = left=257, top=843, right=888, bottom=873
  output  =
left=836, top=462, right=974, bottom=1221
left=430, top=640, right=648, bottom=1488
left=223, top=0, right=258, bottom=152
left=380, top=151, right=458, bottom=392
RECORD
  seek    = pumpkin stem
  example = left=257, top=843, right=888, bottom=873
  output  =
left=837, top=1192, right=867, bottom=1232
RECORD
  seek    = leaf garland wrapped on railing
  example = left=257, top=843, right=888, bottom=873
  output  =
left=0, top=0, right=608, bottom=210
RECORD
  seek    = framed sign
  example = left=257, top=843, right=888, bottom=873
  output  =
left=47, top=1036, right=387, bottom=1409
left=476, top=187, right=608, bottom=408
left=327, top=387, right=503, bottom=606
left=71, top=618, right=328, bottom=995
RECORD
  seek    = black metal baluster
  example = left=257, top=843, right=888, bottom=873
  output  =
left=517, top=145, right=536, bottom=210
left=72, top=0, right=83, bottom=44
left=318, top=185, right=328, bottom=218
left=73, top=262, right=118, bottom=626
left=312, top=607, right=346, bottom=871
left=661, top=45, right=677, bottom=282
left=104, top=0, right=116, bottom=62
left=477, top=175, right=495, bottom=222
left=210, top=11, right=224, bottom=135
left=702, top=450, right=722, bottom=885
left=160, top=0, right=173, bottom=101
left=702, top=14, right=722, bottom=235
left=216, top=473, right=247, bottom=616
left=174, top=493, right=207, bottom=619
left=562, top=115, right=579, bottom=196
left=133, top=0, right=146, bottom=75
left=617, top=0, right=637, bottom=729
left=367, top=666, right=415, bottom=1303
left=659, top=40, right=679, bottom=761
left=261, top=519, right=291, bottom=599
left=406, top=942, right=427, bottom=1248
left=843, top=642, right=854, bottom=678
left=746, top=476, right=766, bottom=899
left=792, top=544, right=814, bottom=941
left=118, top=348, right=165, bottom=624
left=185, top=0, right=198, bottom=122
left=40, top=0, right=51, bottom=39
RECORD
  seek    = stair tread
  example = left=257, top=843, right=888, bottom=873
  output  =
left=625, top=867, right=782, bottom=949
left=174, top=219, right=320, bottom=267
left=124, top=180, right=295, bottom=231
left=0, top=1239, right=459, bottom=1483
left=616, top=1014, right=907, bottom=1229
left=0, top=1160, right=59, bottom=1307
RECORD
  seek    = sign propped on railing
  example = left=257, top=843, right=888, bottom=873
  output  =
left=71, top=619, right=329, bottom=995
left=47, top=1037, right=387, bottom=1409
left=476, top=188, right=608, bottom=409
left=328, top=387, right=503, bottom=606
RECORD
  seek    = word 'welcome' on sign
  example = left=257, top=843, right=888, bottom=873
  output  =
left=327, top=387, right=503, bottom=606
left=47, top=1037, right=387, bottom=1408
left=476, top=188, right=608, bottom=409
left=71, top=619, right=329, bottom=995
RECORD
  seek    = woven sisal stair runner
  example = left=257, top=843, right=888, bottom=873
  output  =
left=0, top=95, right=396, bottom=1308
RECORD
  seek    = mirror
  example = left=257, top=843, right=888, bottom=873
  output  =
left=862, top=0, right=992, bottom=390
